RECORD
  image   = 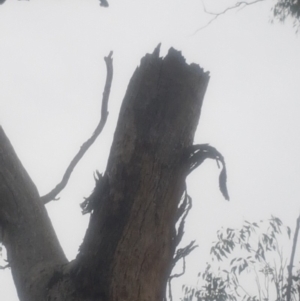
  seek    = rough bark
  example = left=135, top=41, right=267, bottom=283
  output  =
left=72, top=46, right=210, bottom=300
left=0, top=46, right=210, bottom=301
left=0, top=127, right=67, bottom=300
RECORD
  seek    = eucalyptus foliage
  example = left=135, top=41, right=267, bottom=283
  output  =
left=182, top=216, right=300, bottom=301
left=273, top=0, right=300, bottom=29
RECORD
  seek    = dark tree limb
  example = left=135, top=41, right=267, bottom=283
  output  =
left=41, top=51, right=113, bottom=204
left=286, top=215, right=300, bottom=301
left=0, top=126, right=67, bottom=300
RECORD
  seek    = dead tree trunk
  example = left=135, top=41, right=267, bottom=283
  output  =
left=0, top=46, right=210, bottom=301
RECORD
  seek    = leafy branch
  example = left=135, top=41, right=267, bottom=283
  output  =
left=182, top=216, right=298, bottom=301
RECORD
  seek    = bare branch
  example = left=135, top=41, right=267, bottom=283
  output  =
left=168, top=240, right=198, bottom=300
left=168, top=257, right=186, bottom=301
left=0, top=263, right=10, bottom=270
left=203, top=0, right=265, bottom=16
left=174, top=189, right=193, bottom=247
left=193, top=0, right=265, bottom=34
left=167, top=189, right=196, bottom=301
left=41, top=51, right=114, bottom=204
left=0, top=258, right=10, bottom=270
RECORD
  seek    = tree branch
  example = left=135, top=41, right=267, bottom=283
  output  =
left=193, top=0, right=265, bottom=34
left=168, top=257, right=186, bottom=301
left=0, top=126, right=67, bottom=299
left=41, top=51, right=113, bottom=204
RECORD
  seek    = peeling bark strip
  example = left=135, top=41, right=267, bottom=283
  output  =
left=74, top=46, right=210, bottom=300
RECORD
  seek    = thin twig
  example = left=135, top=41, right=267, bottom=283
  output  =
left=0, top=259, right=10, bottom=270
left=41, top=51, right=113, bottom=204
left=0, top=264, right=9, bottom=270
left=203, top=0, right=265, bottom=16
left=253, top=266, right=262, bottom=301
left=273, top=259, right=281, bottom=300
left=192, top=0, right=265, bottom=34
left=172, top=241, right=198, bottom=268
left=168, top=257, right=187, bottom=301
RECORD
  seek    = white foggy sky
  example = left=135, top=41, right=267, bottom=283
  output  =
left=1, top=0, right=300, bottom=299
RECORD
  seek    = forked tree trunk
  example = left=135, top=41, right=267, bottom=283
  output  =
left=0, top=46, right=209, bottom=301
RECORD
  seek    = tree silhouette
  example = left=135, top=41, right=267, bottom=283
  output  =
left=0, top=45, right=229, bottom=301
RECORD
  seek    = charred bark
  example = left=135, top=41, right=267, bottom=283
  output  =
left=0, top=46, right=210, bottom=301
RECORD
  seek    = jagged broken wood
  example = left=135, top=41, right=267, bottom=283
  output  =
left=71, top=45, right=212, bottom=300
left=41, top=51, right=113, bottom=204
